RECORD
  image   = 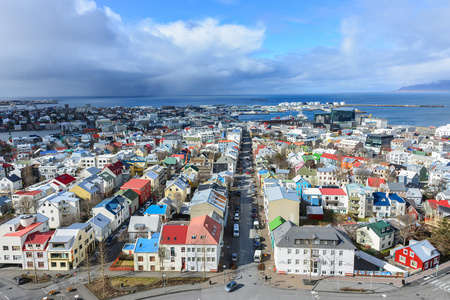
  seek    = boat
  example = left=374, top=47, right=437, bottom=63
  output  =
left=296, top=111, right=308, bottom=120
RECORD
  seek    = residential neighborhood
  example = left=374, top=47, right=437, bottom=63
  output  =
left=0, top=102, right=449, bottom=300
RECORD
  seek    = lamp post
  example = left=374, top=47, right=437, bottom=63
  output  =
left=163, top=274, right=166, bottom=293
left=370, top=272, right=373, bottom=291
left=223, top=265, right=226, bottom=283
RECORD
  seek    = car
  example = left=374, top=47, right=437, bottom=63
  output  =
left=236, top=205, right=240, bottom=210
left=252, top=212, right=258, bottom=219
left=231, top=253, right=238, bottom=262
left=246, top=171, right=249, bottom=174
left=252, top=207, right=257, bottom=213
left=121, top=225, right=127, bottom=231
left=13, top=276, right=25, bottom=285
left=145, top=201, right=151, bottom=206
left=234, top=213, right=240, bottom=221
left=254, top=241, right=261, bottom=249
left=105, top=235, right=116, bottom=246
left=254, top=235, right=260, bottom=243
left=224, top=280, right=237, bottom=292
left=139, top=207, right=145, bottom=214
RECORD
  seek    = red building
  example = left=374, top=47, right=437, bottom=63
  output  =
left=393, top=239, right=440, bottom=271
left=120, top=178, right=151, bottom=205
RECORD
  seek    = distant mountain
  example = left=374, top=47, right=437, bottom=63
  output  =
left=397, top=80, right=450, bottom=92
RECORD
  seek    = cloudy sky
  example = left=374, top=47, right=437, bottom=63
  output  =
left=1, top=0, right=449, bottom=97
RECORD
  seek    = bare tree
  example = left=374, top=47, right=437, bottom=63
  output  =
left=172, top=192, right=183, bottom=214
left=21, top=165, right=38, bottom=187
left=82, top=247, right=93, bottom=284
left=17, top=196, right=35, bottom=214
left=397, top=215, right=419, bottom=245
left=97, top=241, right=108, bottom=299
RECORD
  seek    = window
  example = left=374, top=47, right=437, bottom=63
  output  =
left=150, top=265, right=156, bottom=271
left=60, top=262, right=66, bottom=268
left=330, top=271, right=334, bottom=275
left=187, top=257, right=191, bottom=262
left=338, top=261, right=343, bottom=267
left=74, top=249, right=78, bottom=254
left=287, top=249, right=292, bottom=254
left=331, top=250, right=335, bottom=256
left=403, top=249, right=408, bottom=255
left=424, top=262, right=429, bottom=269
left=295, top=259, right=299, bottom=265
left=181, top=247, right=185, bottom=253
left=2, top=246, right=8, bottom=251
left=12, top=246, right=20, bottom=251
left=197, top=248, right=201, bottom=252
left=339, top=251, right=343, bottom=256
left=27, top=261, right=33, bottom=268
left=51, top=262, right=57, bottom=268
left=37, top=252, right=43, bottom=258
left=322, top=250, right=327, bottom=255
left=138, top=256, right=143, bottom=262
left=295, top=249, right=300, bottom=255
left=26, top=252, right=32, bottom=258
left=323, top=271, right=327, bottom=275
left=322, top=260, right=327, bottom=265
left=381, top=244, right=385, bottom=249
left=150, top=256, right=155, bottom=262
left=399, top=256, right=406, bottom=263
left=303, top=260, right=308, bottom=265
left=13, top=255, right=21, bottom=260
left=411, top=261, right=417, bottom=268
left=171, top=257, right=175, bottom=262
left=187, top=248, right=191, bottom=252
left=304, top=249, right=308, bottom=255
left=138, top=265, right=144, bottom=271
left=38, top=262, right=44, bottom=268
left=410, top=252, right=414, bottom=258
left=212, top=257, right=215, bottom=262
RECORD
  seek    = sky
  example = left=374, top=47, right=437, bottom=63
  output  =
left=1, top=0, right=450, bottom=97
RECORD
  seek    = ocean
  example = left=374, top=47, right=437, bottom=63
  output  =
left=56, top=92, right=449, bottom=127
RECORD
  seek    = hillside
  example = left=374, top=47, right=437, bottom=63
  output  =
left=398, top=80, right=450, bottom=92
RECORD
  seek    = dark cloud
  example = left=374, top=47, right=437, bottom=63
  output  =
left=0, top=0, right=449, bottom=97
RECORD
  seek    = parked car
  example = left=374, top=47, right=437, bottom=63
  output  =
left=105, top=235, right=116, bottom=246
left=13, top=276, right=25, bottom=285
left=139, top=207, right=145, bottom=214
left=121, top=225, right=127, bottom=231
left=145, top=201, right=151, bottom=206
left=231, top=253, right=238, bottom=262
left=224, top=280, right=237, bottom=292
left=254, top=240, right=261, bottom=249
left=254, top=235, right=260, bottom=243
left=234, top=212, right=240, bottom=221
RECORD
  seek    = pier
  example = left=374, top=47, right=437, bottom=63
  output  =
left=337, top=104, right=443, bottom=107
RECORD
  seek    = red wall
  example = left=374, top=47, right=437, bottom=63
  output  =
left=394, top=246, right=439, bottom=270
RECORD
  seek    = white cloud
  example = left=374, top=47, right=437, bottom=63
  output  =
left=0, top=0, right=450, bottom=97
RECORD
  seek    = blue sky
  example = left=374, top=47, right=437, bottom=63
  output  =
left=0, top=0, right=449, bottom=97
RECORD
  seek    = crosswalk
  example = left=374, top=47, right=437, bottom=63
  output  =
left=428, top=278, right=450, bottom=294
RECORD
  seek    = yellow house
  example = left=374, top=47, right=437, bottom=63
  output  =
left=47, top=223, right=95, bottom=271
left=134, top=147, right=148, bottom=158
left=69, top=181, right=99, bottom=201
left=264, top=185, right=300, bottom=225
left=164, top=176, right=191, bottom=202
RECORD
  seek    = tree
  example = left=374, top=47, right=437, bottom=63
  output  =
left=21, top=165, right=38, bottom=187
left=17, top=196, right=35, bottom=214
left=172, top=192, right=183, bottom=214
left=397, top=215, right=419, bottom=245
left=82, top=246, right=93, bottom=284
left=97, top=241, right=108, bottom=299
left=430, top=218, right=450, bottom=257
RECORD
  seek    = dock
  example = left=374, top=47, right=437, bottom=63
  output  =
left=337, top=104, right=443, bottom=107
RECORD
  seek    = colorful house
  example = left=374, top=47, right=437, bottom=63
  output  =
left=393, top=239, right=440, bottom=271
left=121, top=178, right=151, bottom=205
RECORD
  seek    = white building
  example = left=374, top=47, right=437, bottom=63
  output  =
left=273, top=223, right=355, bottom=276
left=356, top=220, right=395, bottom=251
left=38, top=191, right=81, bottom=229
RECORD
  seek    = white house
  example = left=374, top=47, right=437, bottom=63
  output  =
left=92, top=195, right=130, bottom=232
left=272, top=222, right=355, bottom=276
left=38, top=191, right=81, bottom=229
left=356, top=220, right=395, bottom=251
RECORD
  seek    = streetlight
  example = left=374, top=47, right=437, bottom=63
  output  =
left=370, top=272, right=373, bottom=291
left=223, top=265, right=226, bottom=283
left=163, top=274, right=166, bottom=293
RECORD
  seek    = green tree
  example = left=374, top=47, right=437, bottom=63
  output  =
left=430, top=218, right=450, bottom=257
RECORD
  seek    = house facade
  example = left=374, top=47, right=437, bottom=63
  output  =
left=272, top=222, right=355, bottom=276
left=393, top=239, right=439, bottom=271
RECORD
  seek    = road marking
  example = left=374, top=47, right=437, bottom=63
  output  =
left=432, top=287, right=439, bottom=291
left=0, top=291, right=9, bottom=300
left=431, top=280, right=439, bottom=284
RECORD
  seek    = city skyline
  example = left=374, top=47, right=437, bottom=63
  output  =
left=1, top=0, right=450, bottom=97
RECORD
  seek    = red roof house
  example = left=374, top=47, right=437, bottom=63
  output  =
left=49, top=173, right=77, bottom=191
left=120, top=178, right=151, bottom=205
left=394, top=240, right=440, bottom=271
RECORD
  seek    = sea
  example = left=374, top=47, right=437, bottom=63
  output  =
left=1, top=92, right=449, bottom=140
